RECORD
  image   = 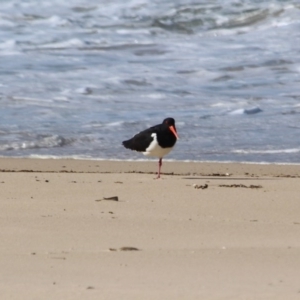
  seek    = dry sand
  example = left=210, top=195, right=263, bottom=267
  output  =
left=0, top=158, right=300, bottom=299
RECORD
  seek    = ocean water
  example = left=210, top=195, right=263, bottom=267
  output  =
left=0, top=0, right=300, bottom=163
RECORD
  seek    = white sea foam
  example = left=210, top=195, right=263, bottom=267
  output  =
left=32, top=15, right=70, bottom=27
left=106, top=121, right=124, bottom=127
left=0, top=39, right=16, bottom=49
left=233, top=148, right=300, bottom=154
left=38, top=38, right=84, bottom=49
left=0, top=17, right=15, bottom=27
left=228, top=107, right=263, bottom=115
left=0, top=39, right=21, bottom=55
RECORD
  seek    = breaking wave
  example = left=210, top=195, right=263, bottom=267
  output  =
left=0, top=135, right=72, bottom=151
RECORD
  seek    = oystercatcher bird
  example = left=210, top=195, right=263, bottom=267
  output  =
left=122, top=118, right=179, bottom=178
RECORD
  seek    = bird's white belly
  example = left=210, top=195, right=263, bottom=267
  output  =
left=142, top=133, right=173, bottom=158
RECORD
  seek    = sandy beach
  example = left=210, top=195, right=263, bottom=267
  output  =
left=0, top=158, right=299, bottom=299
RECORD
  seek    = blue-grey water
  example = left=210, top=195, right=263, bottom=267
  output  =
left=0, top=0, right=300, bottom=163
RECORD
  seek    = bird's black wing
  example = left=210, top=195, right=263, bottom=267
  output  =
left=122, top=125, right=159, bottom=152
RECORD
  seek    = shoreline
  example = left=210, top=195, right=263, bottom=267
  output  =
left=0, top=157, right=299, bottom=177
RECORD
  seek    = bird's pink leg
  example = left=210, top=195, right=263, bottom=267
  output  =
left=156, top=158, right=162, bottom=179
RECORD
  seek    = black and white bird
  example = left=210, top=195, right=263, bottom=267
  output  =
left=122, top=118, right=179, bottom=178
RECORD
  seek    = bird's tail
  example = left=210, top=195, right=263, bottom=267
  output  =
left=122, top=140, right=131, bottom=149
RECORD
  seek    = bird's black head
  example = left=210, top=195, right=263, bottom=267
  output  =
left=162, top=118, right=179, bottom=139
left=162, top=118, right=175, bottom=126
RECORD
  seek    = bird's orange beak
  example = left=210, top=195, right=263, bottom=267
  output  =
left=169, top=125, right=179, bottom=140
